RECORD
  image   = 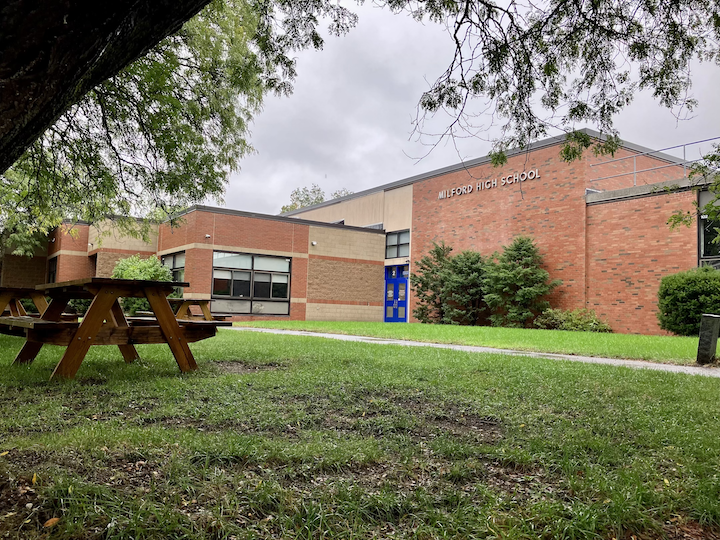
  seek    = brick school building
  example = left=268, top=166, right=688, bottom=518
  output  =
left=1, top=130, right=712, bottom=334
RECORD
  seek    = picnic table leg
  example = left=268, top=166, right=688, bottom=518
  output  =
left=51, top=288, right=119, bottom=379
left=109, top=300, right=140, bottom=363
left=175, top=301, right=190, bottom=320
left=0, top=292, right=12, bottom=314
left=144, top=287, right=197, bottom=372
left=8, top=298, right=26, bottom=317
left=29, top=292, right=49, bottom=315
left=13, top=296, right=69, bottom=365
left=199, top=301, right=213, bottom=321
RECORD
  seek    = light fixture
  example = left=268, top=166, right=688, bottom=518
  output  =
left=311, top=241, right=317, bottom=246
left=205, top=234, right=211, bottom=239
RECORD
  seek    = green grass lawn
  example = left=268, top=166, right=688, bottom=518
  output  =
left=2, top=329, right=719, bottom=539
left=234, top=320, right=701, bottom=365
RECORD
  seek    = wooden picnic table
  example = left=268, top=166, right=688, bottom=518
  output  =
left=168, top=297, right=214, bottom=321
left=0, top=287, right=49, bottom=316
left=0, top=278, right=230, bottom=379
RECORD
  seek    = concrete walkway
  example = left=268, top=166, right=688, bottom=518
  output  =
left=231, top=327, right=720, bottom=379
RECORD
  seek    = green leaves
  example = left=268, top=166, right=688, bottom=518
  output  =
left=657, top=266, right=720, bottom=336
left=112, top=255, right=174, bottom=315
left=1, top=0, right=358, bottom=245
left=404, top=0, right=715, bottom=158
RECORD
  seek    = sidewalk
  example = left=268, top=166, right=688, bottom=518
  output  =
left=231, top=327, right=720, bottom=379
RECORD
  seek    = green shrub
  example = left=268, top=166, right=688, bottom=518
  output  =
left=19, top=297, right=41, bottom=314
left=657, top=266, right=720, bottom=336
left=534, top=308, right=612, bottom=332
left=67, top=298, right=92, bottom=315
left=443, top=250, right=489, bottom=325
left=484, top=236, right=561, bottom=328
left=111, top=255, right=173, bottom=315
left=410, top=242, right=454, bottom=324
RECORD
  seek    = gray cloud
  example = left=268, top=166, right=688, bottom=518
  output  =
left=223, top=6, right=720, bottom=215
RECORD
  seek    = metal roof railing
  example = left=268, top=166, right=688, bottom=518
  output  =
left=589, top=136, right=720, bottom=186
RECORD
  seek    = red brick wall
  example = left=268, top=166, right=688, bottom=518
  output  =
left=49, top=224, right=89, bottom=255
left=183, top=248, right=213, bottom=295
left=410, top=142, right=694, bottom=334
left=586, top=191, right=697, bottom=334
left=47, top=224, right=95, bottom=282
left=158, top=212, right=310, bottom=255
left=412, top=144, right=587, bottom=317
left=53, top=254, right=95, bottom=282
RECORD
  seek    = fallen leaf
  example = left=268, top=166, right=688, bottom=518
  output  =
left=0, top=451, right=8, bottom=456
left=43, top=518, right=60, bottom=528
left=32, top=473, right=37, bottom=485
left=664, top=478, right=670, bottom=486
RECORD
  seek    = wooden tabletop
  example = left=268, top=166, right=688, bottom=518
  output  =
left=36, top=277, right=190, bottom=292
left=0, top=287, right=42, bottom=295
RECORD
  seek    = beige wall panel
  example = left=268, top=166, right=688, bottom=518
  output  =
left=308, top=227, right=385, bottom=261
left=293, top=192, right=385, bottom=227
left=383, top=185, right=413, bottom=232
left=89, top=220, right=159, bottom=252
left=305, top=303, right=383, bottom=322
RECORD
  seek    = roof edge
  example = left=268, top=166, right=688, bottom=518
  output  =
left=586, top=176, right=712, bottom=205
left=282, top=128, right=686, bottom=216
left=169, top=205, right=386, bottom=234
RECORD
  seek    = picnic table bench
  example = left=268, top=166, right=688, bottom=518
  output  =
left=0, top=278, right=230, bottom=379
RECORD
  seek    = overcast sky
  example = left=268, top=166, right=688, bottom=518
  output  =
left=222, top=5, right=720, bottom=215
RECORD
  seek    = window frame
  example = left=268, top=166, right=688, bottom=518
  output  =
left=211, top=251, right=292, bottom=315
left=161, top=251, right=186, bottom=283
left=385, top=229, right=410, bottom=259
left=699, top=191, right=720, bottom=268
left=47, top=256, right=57, bottom=284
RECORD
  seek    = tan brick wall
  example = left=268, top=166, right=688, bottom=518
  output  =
left=306, top=303, right=383, bottom=321
left=308, top=226, right=385, bottom=260
left=1, top=254, right=48, bottom=287
left=307, top=258, right=384, bottom=304
left=95, top=252, right=158, bottom=278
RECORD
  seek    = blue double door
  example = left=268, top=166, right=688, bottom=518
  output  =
left=384, top=265, right=408, bottom=323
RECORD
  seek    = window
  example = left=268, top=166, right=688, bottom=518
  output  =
left=162, top=252, right=186, bottom=282
left=386, top=230, right=410, bottom=259
left=211, top=251, right=291, bottom=315
left=47, top=257, right=57, bottom=283
left=699, top=191, right=720, bottom=267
